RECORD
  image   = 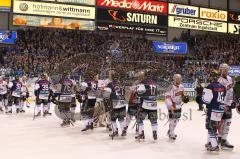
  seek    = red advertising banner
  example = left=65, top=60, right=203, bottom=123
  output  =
left=97, top=0, right=167, bottom=14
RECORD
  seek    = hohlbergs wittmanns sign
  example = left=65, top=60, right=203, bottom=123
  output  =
left=97, top=0, right=168, bottom=14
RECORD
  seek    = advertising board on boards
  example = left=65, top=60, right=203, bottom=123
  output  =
left=200, top=7, right=227, bottom=22
left=168, top=3, right=199, bottom=18
left=97, top=8, right=167, bottom=26
left=13, top=0, right=95, bottom=20
left=97, top=0, right=168, bottom=14
left=168, top=15, right=227, bottom=33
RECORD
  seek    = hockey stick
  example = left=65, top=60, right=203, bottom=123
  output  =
left=33, top=103, right=37, bottom=120
left=135, top=96, right=142, bottom=141
left=110, top=110, right=114, bottom=140
left=26, top=99, right=31, bottom=108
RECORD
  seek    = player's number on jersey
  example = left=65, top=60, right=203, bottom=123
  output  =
left=91, top=83, right=97, bottom=90
left=42, top=84, right=49, bottom=91
left=150, top=85, right=156, bottom=95
left=217, top=92, right=224, bottom=103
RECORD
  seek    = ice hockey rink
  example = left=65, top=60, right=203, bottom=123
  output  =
left=0, top=102, right=239, bottom=159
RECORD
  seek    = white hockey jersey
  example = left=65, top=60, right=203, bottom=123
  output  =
left=0, top=81, right=8, bottom=95
left=218, top=76, right=233, bottom=106
left=21, top=81, right=29, bottom=96
left=165, top=84, right=184, bottom=110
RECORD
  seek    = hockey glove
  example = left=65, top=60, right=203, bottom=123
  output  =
left=182, top=95, right=190, bottom=103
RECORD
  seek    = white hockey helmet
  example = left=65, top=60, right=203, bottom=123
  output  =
left=22, top=75, right=27, bottom=81
left=219, top=63, right=230, bottom=72
left=136, top=84, right=146, bottom=94
left=103, top=87, right=112, bottom=99
left=80, top=82, right=88, bottom=91
left=219, top=63, right=229, bottom=76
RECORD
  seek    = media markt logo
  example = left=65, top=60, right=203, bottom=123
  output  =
left=100, top=0, right=166, bottom=13
left=19, top=3, right=29, bottom=12
left=131, top=0, right=140, bottom=9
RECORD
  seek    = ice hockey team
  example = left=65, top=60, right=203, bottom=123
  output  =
left=0, top=63, right=239, bottom=153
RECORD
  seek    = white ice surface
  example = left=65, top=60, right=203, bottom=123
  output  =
left=0, top=102, right=239, bottom=159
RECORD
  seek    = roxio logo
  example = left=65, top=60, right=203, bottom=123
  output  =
left=97, top=0, right=167, bottom=14
left=19, top=3, right=28, bottom=12
left=169, top=3, right=198, bottom=17
left=200, top=8, right=227, bottom=21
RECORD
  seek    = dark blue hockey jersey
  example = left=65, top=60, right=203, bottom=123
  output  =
left=202, top=82, right=226, bottom=113
left=107, top=82, right=126, bottom=109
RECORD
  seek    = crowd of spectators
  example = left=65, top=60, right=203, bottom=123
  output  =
left=0, top=28, right=240, bottom=84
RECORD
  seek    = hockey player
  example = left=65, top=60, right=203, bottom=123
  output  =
left=78, top=71, right=98, bottom=132
left=165, top=74, right=189, bottom=140
left=7, top=76, right=22, bottom=114
left=125, top=84, right=138, bottom=132
left=202, top=71, right=226, bottom=151
left=20, top=76, right=29, bottom=113
left=107, top=74, right=127, bottom=138
left=234, top=76, right=240, bottom=114
left=0, top=76, right=8, bottom=112
left=217, top=63, right=234, bottom=149
left=34, top=73, right=52, bottom=117
left=55, top=73, right=77, bottom=127
left=195, top=77, right=204, bottom=111
left=135, top=71, right=158, bottom=140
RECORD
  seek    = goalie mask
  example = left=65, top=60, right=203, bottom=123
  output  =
left=219, top=63, right=229, bottom=77
left=173, top=74, right=182, bottom=86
